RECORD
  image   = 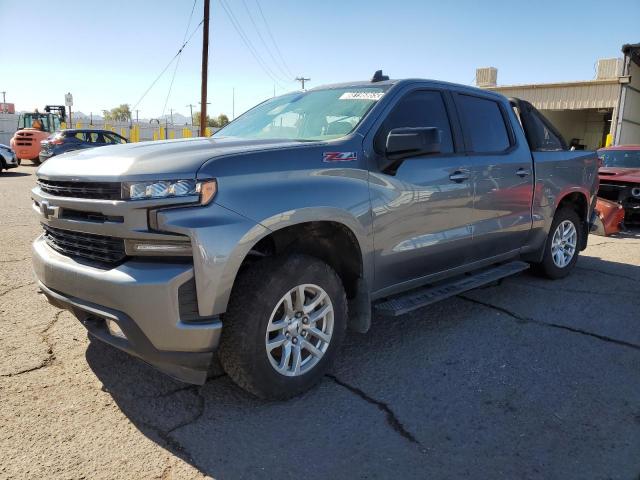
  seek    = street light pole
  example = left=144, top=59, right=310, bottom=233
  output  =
left=199, top=0, right=210, bottom=136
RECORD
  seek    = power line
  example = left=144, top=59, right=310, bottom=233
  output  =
left=254, top=0, right=295, bottom=79
left=131, top=18, right=204, bottom=114
left=240, top=0, right=292, bottom=82
left=162, top=0, right=199, bottom=118
left=218, top=0, right=287, bottom=90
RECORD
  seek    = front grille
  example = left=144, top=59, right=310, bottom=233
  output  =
left=38, top=180, right=122, bottom=200
left=42, top=224, right=126, bottom=264
left=16, top=132, right=35, bottom=146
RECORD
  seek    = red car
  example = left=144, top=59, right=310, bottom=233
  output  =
left=595, top=145, right=640, bottom=233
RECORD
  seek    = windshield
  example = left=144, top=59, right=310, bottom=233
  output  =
left=19, top=113, right=55, bottom=132
left=213, top=86, right=389, bottom=141
left=598, top=149, right=640, bottom=168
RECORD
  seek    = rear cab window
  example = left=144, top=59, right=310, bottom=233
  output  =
left=455, top=94, right=511, bottom=153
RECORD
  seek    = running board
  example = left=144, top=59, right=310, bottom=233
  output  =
left=374, top=261, right=529, bottom=317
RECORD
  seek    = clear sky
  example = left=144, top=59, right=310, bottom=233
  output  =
left=0, top=0, right=638, bottom=121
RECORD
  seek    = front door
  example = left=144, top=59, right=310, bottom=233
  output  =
left=367, top=89, right=474, bottom=293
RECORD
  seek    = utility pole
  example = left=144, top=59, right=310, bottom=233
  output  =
left=186, top=104, right=195, bottom=125
left=135, top=109, right=139, bottom=124
left=199, top=0, right=210, bottom=136
left=295, top=77, right=310, bottom=90
left=1, top=91, right=6, bottom=112
left=1, top=91, right=5, bottom=104
left=198, top=101, right=211, bottom=127
left=170, top=108, right=174, bottom=125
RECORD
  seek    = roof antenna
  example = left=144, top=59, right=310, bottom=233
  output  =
left=371, top=70, right=389, bottom=82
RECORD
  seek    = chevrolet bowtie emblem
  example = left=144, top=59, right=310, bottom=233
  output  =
left=40, top=200, right=60, bottom=219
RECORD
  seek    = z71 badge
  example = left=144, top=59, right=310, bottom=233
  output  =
left=322, top=152, right=357, bottom=163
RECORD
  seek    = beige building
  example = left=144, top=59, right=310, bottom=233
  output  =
left=478, top=42, right=640, bottom=150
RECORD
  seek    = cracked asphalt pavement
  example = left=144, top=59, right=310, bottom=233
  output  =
left=1, top=164, right=639, bottom=479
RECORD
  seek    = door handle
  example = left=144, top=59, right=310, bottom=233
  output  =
left=449, top=171, right=469, bottom=183
left=516, top=168, right=530, bottom=178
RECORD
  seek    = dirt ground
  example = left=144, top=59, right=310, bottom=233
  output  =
left=1, top=164, right=639, bottom=479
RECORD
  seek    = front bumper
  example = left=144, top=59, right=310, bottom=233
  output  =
left=33, top=237, right=222, bottom=384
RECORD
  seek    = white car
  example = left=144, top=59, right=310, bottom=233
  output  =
left=0, top=144, right=20, bottom=172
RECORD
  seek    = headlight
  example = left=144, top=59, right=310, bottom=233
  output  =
left=124, top=179, right=217, bottom=205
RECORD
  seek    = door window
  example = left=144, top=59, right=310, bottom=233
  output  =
left=375, top=90, right=454, bottom=154
left=456, top=95, right=511, bottom=153
left=104, top=133, right=126, bottom=144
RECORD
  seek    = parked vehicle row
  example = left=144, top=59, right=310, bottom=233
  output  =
left=9, top=104, right=129, bottom=165
left=31, top=73, right=599, bottom=399
left=9, top=106, right=66, bottom=164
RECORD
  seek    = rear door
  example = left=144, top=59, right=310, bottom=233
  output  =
left=367, top=87, right=474, bottom=292
left=452, top=92, right=534, bottom=260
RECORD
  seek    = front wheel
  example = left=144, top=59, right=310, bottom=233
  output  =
left=533, top=207, right=582, bottom=279
left=219, top=254, right=347, bottom=399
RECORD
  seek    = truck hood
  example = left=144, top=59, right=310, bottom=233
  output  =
left=36, top=137, right=313, bottom=181
left=599, top=167, right=640, bottom=184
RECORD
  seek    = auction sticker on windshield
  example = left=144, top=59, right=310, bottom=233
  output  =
left=339, top=91, right=384, bottom=101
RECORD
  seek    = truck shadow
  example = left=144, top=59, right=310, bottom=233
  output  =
left=85, top=253, right=640, bottom=479
left=0, top=171, right=31, bottom=178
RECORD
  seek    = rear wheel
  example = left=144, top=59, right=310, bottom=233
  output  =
left=219, top=254, right=347, bottom=399
left=31, top=158, right=41, bottom=166
left=532, top=207, right=582, bottom=279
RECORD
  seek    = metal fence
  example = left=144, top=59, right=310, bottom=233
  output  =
left=0, top=113, right=218, bottom=145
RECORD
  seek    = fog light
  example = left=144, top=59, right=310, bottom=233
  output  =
left=105, top=319, right=126, bottom=339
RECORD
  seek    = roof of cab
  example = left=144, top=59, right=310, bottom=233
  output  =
left=307, top=77, right=506, bottom=100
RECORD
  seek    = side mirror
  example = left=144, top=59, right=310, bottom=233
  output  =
left=386, top=127, right=442, bottom=161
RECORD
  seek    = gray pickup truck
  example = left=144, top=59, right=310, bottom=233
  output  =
left=32, top=73, right=599, bottom=399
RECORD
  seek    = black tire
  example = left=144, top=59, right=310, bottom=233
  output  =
left=219, top=254, right=347, bottom=399
left=532, top=207, right=582, bottom=279
left=31, top=158, right=41, bottom=166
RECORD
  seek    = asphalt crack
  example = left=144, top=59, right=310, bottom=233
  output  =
left=0, top=282, right=35, bottom=298
left=0, top=256, right=29, bottom=263
left=510, top=280, right=637, bottom=297
left=458, top=295, right=640, bottom=352
left=136, top=385, right=208, bottom=475
left=326, top=373, right=422, bottom=446
left=576, top=266, right=638, bottom=283
left=166, top=386, right=206, bottom=434
left=1, top=310, right=62, bottom=377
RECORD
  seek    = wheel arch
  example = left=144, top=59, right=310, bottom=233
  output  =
left=555, top=189, right=589, bottom=250
left=213, top=208, right=373, bottom=319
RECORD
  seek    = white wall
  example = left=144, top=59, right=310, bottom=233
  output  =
left=0, top=113, right=18, bottom=145
left=0, top=114, right=218, bottom=146
left=616, top=59, right=640, bottom=145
